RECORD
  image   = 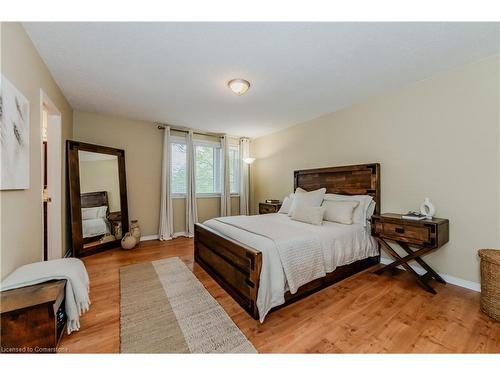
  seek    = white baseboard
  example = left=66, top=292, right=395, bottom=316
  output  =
left=140, top=234, right=159, bottom=241
left=140, top=232, right=193, bottom=241
left=173, top=231, right=189, bottom=238
left=380, top=257, right=481, bottom=292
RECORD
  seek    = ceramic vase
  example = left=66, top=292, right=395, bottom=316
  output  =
left=121, top=232, right=137, bottom=250
left=420, top=197, right=436, bottom=219
left=130, top=220, right=141, bottom=243
left=114, top=222, right=122, bottom=240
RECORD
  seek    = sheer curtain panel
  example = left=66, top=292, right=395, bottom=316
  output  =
left=239, top=138, right=250, bottom=215
left=159, top=126, right=174, bottom=240
left=186, top=130, right=198, bottom=236
left=220, top=135, right=231, bottom=216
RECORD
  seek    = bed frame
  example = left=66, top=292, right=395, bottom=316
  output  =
left=194, top=163, right=381, bottom=320
left=81, top=191, right=110, bottom=244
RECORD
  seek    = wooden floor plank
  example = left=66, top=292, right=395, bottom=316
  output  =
left=58, top=238, right=499, bottom=353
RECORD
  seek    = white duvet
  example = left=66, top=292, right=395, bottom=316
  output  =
left=204, top=213, right=378, bottom=322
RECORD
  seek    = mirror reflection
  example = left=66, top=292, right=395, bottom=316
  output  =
left=78, top=150, right=122, bottom=249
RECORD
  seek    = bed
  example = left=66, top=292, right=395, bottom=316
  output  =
left=81, top=191, right=111, bottom=244
left=194, top=163, right=381, bottom=321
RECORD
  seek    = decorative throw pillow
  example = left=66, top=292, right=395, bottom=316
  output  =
left=323, top=194, right=373, bottom=226
left=322, top=200, right=359, bottom=224
left=291, top=205, right=326, bottom=226
left=288, top=187, right=327, bottom=216
left=278, top=188, right=306, bottom=214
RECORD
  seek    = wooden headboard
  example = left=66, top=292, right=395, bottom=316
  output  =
left=294, top=163, right=380, bottom=215
left=81, top=191, right=109, bottom=210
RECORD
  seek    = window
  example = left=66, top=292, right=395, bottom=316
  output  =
left=169, top=137, right=240, bottom=196
left=195, top=144, right=221, bottom=194
left=170, top=141, right=187, bottom=194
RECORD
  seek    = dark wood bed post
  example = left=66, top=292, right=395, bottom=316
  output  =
left=194, top=163, right=380, bottom=321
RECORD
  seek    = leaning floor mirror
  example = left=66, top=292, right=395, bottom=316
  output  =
left=67, top=140, right=129, bottom=257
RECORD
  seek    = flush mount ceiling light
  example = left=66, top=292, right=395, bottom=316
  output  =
left=228, top=78, right=250, bottom=96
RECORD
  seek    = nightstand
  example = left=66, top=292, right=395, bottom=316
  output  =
left=371, top=213, right=449, bottom=294
left=259, top=202, right=282, bottom=214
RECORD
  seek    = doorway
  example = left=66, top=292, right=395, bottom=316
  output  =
left=40, top=90, right=62, bottom=261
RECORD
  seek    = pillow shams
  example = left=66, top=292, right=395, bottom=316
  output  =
left=81, top=205, right=108, bottom=220
left=322, top=200, right=359, bottom=224
left=289, top=187, right=326, bottom=216
left=277, top=187, right=319, bottom=215
left=278, top=196, right=293, bottom=214
left=82, top=207, right=98, bottom=220
left=97, top=206, right=108, bottom=219
left=323, top=194, right=373, bottom=226
left=291, top=205, right=325, bottom=225
left=366, top=201, right=376, bottom=221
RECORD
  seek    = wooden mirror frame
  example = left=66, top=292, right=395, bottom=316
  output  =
left=67, top=140, right=129, bottom=257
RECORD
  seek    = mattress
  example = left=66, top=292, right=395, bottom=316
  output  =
left=203, top=213, right=378, bottom=322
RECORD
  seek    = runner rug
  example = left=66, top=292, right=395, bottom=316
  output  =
left=119, top=257, right=257, bottom=353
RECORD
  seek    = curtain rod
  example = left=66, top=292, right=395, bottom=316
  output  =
left=155, top=122, right=225, bottom=138
left=155, top=122, right=249, bottom=140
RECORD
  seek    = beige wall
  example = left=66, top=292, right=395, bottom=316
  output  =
left=1, top=23, right=74, bottom=279
left=252, top=55, right=500, bottom=283
left=73, top=111, right=240, bottom=237
left=172, top=196, right=240, bottom=233
left=80, top=159, right=121, bottom=212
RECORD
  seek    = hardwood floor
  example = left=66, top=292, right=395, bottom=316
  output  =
left=59, top=238, right=499, bottom=353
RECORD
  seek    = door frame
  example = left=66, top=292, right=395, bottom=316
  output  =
left=40, top=90, right=63, bottom=261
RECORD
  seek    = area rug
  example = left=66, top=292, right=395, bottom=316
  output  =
left=119, top=257, right=257, bottom=353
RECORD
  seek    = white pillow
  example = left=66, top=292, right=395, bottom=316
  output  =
left=323, top=194, right=373, bottom=226
left=82, top=207, right=99, bottom=220
left=277, top=188, right=309, bottom=214
left=82, top=206, right=108, bottom=220
left=289, top=187, right=326, bottom=216
left=366, top=201, right=376, bottom=221
left=278, top=196, right=293, bottom=214
left=322, top=200, right=359, bottom=224
left=291, top=205, right=325, bottom=225
left=96, top=206, right=108, bottom=219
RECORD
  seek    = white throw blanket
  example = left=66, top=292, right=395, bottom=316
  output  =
left=215, top=215, right=326, bottom=293
left=1, top=258, right=90, bottom=334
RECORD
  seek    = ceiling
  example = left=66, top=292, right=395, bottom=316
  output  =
left=23, top=22, right=499, bottom=138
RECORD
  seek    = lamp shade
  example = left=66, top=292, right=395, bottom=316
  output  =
left=243, top=157, right=256, bottom=165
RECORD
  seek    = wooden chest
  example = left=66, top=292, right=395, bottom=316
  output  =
left=1, top=280, right=66, bottom=353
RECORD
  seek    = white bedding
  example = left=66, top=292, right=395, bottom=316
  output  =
left=82, top=218, right=109, bottom=238
left=214, top=215, right=326, bottom=295
left=203, top=213, right=378, bottom=322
